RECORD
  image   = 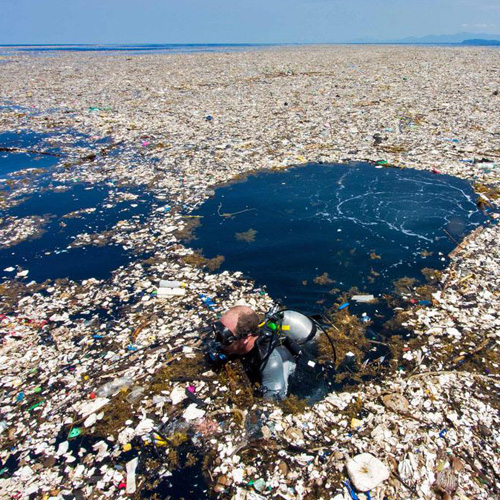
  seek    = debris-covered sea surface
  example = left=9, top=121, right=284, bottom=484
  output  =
left=0, top=46, right=499, bottom=499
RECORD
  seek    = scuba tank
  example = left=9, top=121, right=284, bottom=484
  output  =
left=261, top=307, right=318, bottom=350
left=279, top=309, right=317, bottom=345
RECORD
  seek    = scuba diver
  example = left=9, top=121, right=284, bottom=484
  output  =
left=210, top=304, right=326, bottom=400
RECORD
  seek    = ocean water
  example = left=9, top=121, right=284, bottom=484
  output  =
left=0, top=42, right=483, bottom=58
left=0, top=131, right=61, bottom=176
left=0, top=130, right=154, bottom=283
left=0, top=43, right=276, bottom=56
left=0, top=183, right=153, bottom=282
left=191, top=162, right=488, bottom=315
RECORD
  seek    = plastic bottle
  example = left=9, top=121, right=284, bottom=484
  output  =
left=126, top=386, right=145, bottom=403
left=96, top=376, right=132, bottom=397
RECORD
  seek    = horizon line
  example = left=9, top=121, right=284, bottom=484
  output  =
left=1, top=40, right=498, bottom=47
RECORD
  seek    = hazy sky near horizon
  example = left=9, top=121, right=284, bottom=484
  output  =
left=1, top=0, right=500, bottom=44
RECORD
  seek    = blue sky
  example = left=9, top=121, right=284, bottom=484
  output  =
left=1, top=0, right=499, bottom=44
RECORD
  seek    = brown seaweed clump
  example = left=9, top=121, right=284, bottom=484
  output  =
left=318, top=307, right=368, bottom=367
left=313, top=272, right=334, bottom=285
left=174, top=217, right=201, bottom=243
left=217, top=360, right=254, bottom=410
left=393, top=276, right=417, bottom=297
left=150, top=353, right=207, bottom=394
left=280, top=394, right=308, bottom=415
left=421, top=267, right=443, bottom=285
left=474, top=182, right=500, bottom=201
left=93, top=392, right=134, bottom=438
left=182, top=250, right=225, bottom=271
left=235, top=228, right=257, bottom=242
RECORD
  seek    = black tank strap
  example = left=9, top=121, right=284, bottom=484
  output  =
left=305, top=322, right=317, bottom=343
left=255, top=332, right=280, bottom=373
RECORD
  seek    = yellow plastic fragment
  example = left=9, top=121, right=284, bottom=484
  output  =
left=351, top=418, right=363, bottom=429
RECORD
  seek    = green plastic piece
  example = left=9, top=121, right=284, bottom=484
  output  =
left=267, top=322, right=277, bottom=330
left=33, top=387, right=42, bottom=393
left=28, top=400, right=45, bottom=411
left=377, top=160, right=388, bottom=165
left=68, top=428, right=82, bottom=439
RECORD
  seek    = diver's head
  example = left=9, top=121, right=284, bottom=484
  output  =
left=234, top=311, right=260, bottom=338
left=214, top=309, right=260, bottom=345
left=215, top=306, right=260, bottom=354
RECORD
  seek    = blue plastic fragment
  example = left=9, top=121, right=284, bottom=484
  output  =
left=92, top=334, right=104, bottom=339
left=439, top=428, right=447, bottom=438
left=343, top=480, right=360, bottom=500
left=339, top=302, right=350, bottom=310
left=418, top=300, right=431, bottom=306
left=199, top=294, right=216, bottom=310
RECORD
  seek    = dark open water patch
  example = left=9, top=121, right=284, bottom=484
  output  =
left=0, top=129, right=114, bottom=178
left=0, top=129, right=156, bottom=282
left=191, top=163, right=488, bottom=314
left=191, top=162, right=493, bottom=401
left=0, top=183, right=153, bottom=282
left=0, top=130, right=61, bottom=176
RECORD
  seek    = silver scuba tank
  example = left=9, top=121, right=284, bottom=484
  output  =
left=279, top=310, right=317, bottom=345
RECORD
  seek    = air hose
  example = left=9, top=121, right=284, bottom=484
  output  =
left=308, top=315, right=337, bottom=367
